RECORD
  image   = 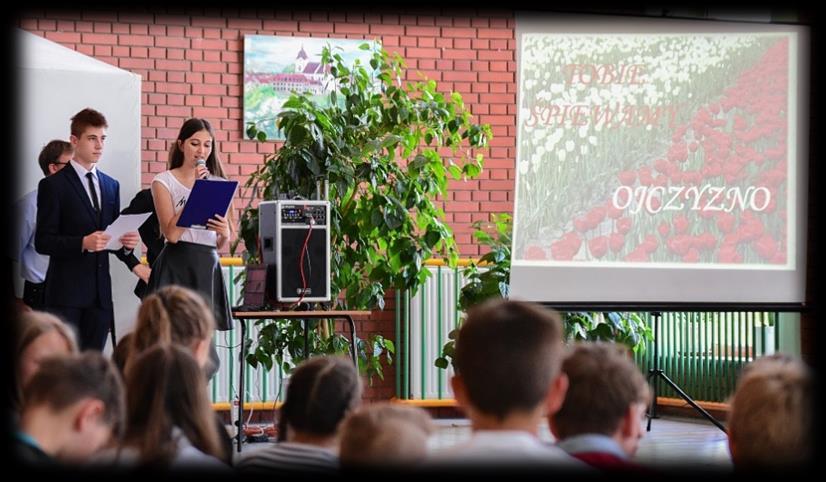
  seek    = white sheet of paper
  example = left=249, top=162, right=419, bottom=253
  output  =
left=104, top=213, right=151, bottom=250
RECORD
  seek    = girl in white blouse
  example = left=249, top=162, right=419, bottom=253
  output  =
left=145, top=118, right=235, bottom=377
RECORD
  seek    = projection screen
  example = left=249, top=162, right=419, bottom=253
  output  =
left=510, top=14, right=809, bottom=308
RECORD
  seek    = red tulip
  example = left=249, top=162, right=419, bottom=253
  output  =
left=754, top=235, right=778, bottom=260
left=716, top=213, right=736, bottom=233
left=609, top=233, right=625, bottom=253
left=639, top=166, right=654, bottom=185
left=574, top=217, right=591, bottom=233
left=624, top=247, right=649, bottom=262
left=617, top=217, right=632, bottom=234
left=525, top=245, right=547, bottom=260
left=683, top=248, right=700, bottom=262
left=588, top=236, right=609, bottom=259
left=718, top=245, right=743, bottom=263
left=770, top=251, right=787, bottom=264
left=585, top=207, right=607, bottom=229
left=667, top=235, right=692, bottom=256
left=618, top=171, right=636, bottom=185
left=641, top=234, right=659, bottom=253
left=607, top=205, right=624, bottom=219
left=673, top=215, right=689, bottom=234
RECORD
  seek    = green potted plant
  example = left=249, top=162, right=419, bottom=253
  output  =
left=435, top=213, right=653, bottom=370
left=235, top=42, right=491, bottom=382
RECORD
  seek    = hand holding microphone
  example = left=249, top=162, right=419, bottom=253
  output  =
left=195, top=158, right=210, bottom=180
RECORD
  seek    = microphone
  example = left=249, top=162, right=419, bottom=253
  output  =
left=196, top=158, right=209, bottom=179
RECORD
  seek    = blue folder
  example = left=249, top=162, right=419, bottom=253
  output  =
left=176, top=179, right=239, bottom=229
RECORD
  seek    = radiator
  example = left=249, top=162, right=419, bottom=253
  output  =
left=210, top=265, right=288, bottom=406
left=214, top=265, right=787, bottom=406
left=399, top=266, right=784, bottom=403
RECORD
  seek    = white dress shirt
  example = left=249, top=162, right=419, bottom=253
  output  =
left=69, top=159, right=132, bottom=254
left=427, top=430, right=589, bottom=468
left=11, top=189, right=48, bottom=284
left=69, top=159, right=100, bottom=209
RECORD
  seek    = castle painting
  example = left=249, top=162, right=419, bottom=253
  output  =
left=244, top=35, right=378, bottom=140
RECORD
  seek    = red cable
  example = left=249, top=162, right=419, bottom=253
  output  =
left=293, top=218, right=314, bottom=307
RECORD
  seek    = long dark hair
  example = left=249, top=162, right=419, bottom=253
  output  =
left=122, top=344, right=223, bottom=465
left=168, top=118, right=226, bottom=178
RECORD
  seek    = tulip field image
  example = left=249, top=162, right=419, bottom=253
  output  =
left=513, top=33, right=794, bottom=267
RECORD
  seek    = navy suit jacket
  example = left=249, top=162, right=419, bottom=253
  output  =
left=35, top=165, right=121, bottom=309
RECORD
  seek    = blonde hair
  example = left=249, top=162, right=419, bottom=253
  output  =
left=16, top=310, right=78, bottom=360
left=339, top=402, right=434, bottom=468
left=130, top=286, right=215, bottom=360
left=728, top=354, right=813, bottom=469
left=14, top=311, right=78, bottom=407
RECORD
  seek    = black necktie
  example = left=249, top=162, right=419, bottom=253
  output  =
left=86, top=172, right=101, bottom=222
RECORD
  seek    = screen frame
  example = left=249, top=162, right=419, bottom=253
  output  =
left=511, top=12, right=811, bottom=311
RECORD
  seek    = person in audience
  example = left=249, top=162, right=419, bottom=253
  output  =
left=235, top=355, right=362, bottom=475
left=14, top=352, right=124, bottom=466
left=110, top=332, right=133, bottom=377
left=727, top=353, right=813, bottom=471
left=102, top=344, right=228, bottom=470
left=549, top=342, right=651, bottom=471
left=427, top=299, right=585, bottom=471
left=124, top=285, right=232, bottom=464
left=14, top=311, right=78, bottom=412
left=339, top=402, right=434, bottom=470
left=11, top=140, right=72, bottom=312
left=128, top=285, right=214, bottom=374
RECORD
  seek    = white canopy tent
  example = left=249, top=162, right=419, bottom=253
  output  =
left=15, top=29, right=143, bottom=352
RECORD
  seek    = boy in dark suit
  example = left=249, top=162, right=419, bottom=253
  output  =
left=35, top=108, right=140, bottom=351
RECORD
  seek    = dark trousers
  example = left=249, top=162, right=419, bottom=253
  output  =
left=23, top=281, right=46, bottom=310
left=49, top=305, right=114, bottom=351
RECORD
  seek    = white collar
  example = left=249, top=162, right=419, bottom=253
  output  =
left=557, top=433, right=629, bottom=460
left=70, top=159, right=98, bottom=178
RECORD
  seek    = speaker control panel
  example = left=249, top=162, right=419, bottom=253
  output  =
left=280, top=203, right=328, bottom=225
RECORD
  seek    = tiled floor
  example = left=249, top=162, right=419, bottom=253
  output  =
left=428, top=415, right=732, bottom=470
left=239, top=415, right=733, bottom=471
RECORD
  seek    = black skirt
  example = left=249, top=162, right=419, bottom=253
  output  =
left=146, top=241, right=233, bottom=331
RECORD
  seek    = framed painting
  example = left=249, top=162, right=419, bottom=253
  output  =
left=244, top=35, right=378, bottom=140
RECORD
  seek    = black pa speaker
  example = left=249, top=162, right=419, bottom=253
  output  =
left=259, top=200, right=330, bottom=302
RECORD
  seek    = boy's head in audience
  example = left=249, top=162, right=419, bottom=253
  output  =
left=17, top=352, right=124, bottom=463
left=549, top=342, right=650, bottom=457
left=452, top=299, right=567, bottom=432
left=339, top=402, right=434, bottom=468
left=728, top=354, right=813, bottom=470
left=277, top=355, right=362, bottom=446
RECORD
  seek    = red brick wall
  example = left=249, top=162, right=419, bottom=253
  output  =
left=18, top=8, right=517, bottom=258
